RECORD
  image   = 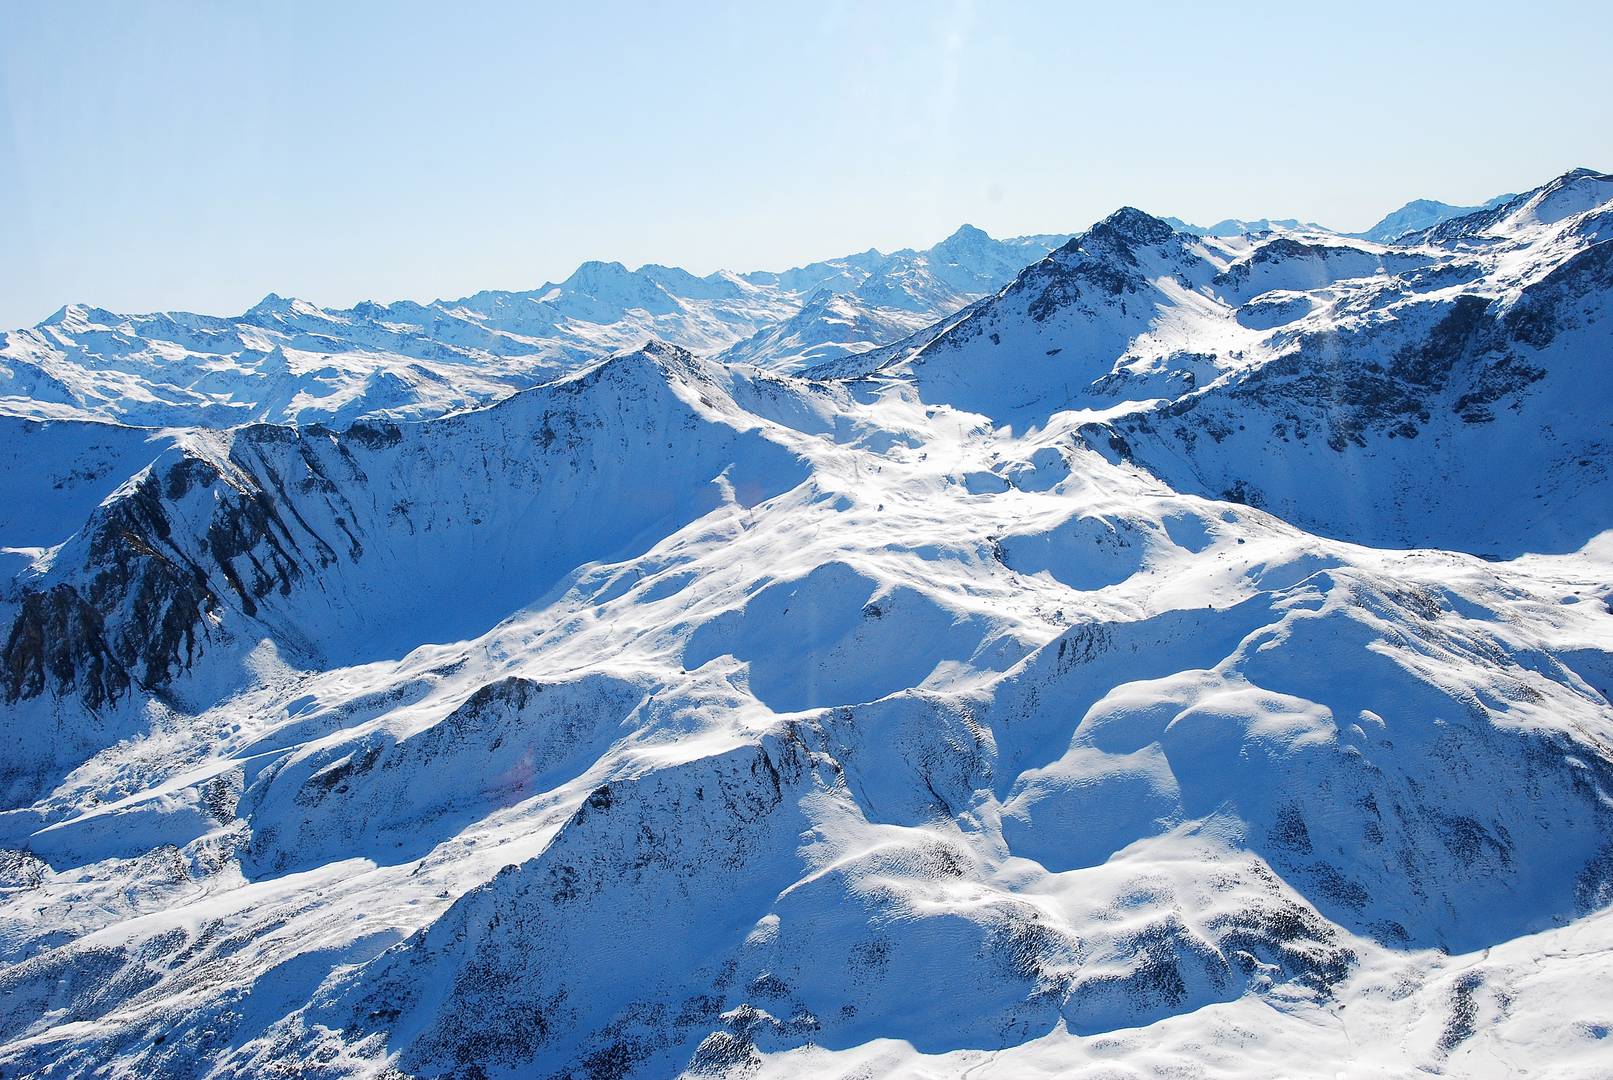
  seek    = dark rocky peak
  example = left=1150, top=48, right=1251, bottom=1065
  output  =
left=631, top=338, right=695, bottom=364
left=1084, top=207, right=1178, bottom=250
left=631, top=339, right=703, bottom=377
left=1208, top=236, right=1386, bottom=304
left=1029, top=213, right=1170, bottom=295
left=1242, top=237, right=1375, bottom=267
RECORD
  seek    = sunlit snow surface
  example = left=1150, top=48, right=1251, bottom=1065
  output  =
left=2, top=173, right=1612, bottom=1078
left=0, top=227, right=1066, bottom=427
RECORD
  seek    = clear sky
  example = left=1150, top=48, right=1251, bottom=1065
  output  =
left=2, top=0, right=1609, bottom=327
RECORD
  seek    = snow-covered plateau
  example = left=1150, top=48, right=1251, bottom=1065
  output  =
left=2, top=169, right=1612, bottom=1079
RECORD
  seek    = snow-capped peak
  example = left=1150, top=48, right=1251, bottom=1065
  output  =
left=1409, top=167, right=1611, bottom=246
left=1353, top=195, right=1515, bottom=243
left=35, top=302, right=118, bottom=330
left=935, top=222, right=993, bottom=248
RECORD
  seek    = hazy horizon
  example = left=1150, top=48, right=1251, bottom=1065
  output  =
left=3, top=0, right=1609, bottom=327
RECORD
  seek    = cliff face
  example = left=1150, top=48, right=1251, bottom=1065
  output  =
left=1, top=346, right=809, bottom=790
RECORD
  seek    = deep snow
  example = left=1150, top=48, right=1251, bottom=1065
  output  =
left=1, top=171, right=1612, bottom=1079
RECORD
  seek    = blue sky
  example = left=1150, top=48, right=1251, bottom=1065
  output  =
left=2, top=0, right=1609, bottom=327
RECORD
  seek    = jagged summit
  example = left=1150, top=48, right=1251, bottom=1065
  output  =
left=627, top=336, right=690, bottom=360
left=1083, top=205, right=1179, bottom=248
left=35, top=302, right=116, bottom=328
left=554, top=259, right=672, bottom=305
left=603, top=337, right=710, bottom=380
left=243, top=291, right=321, bottom=319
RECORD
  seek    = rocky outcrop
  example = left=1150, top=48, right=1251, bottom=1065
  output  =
left=4, top=584, right=133, bottom=710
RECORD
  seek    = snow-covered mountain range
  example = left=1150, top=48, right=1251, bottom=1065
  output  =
left=1351, top=193, right=1518, bottom=243
left=1163, top=214, right=1330, bottom=237
left=2, top=169, right=1611, bottom=1079
left=1164, top=194, right=1522, bottom=246
left=0, top=227, right=1065, bottom=428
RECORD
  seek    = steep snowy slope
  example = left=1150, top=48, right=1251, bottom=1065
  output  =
left=0, top=418, right=173, bottom=578
left=0, top=344, right=808, bottom=802
left=1094, top=169, right=1613, bottom=555
left=1352, top=193, right=1515, bottom=243
left=855, top=169, right=1613, bottom=555
left=875, top=207, right=1256, bottom=420
left=0, top=368, right=1609, bottom=1078
left=0, top=171, right=1611, bottom=1080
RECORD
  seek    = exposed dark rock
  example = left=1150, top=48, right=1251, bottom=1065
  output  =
left=3, top=584, right=133, bottom=708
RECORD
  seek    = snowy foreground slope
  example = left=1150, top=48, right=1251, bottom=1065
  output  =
left=1, top=171, right=1612, bottom=1078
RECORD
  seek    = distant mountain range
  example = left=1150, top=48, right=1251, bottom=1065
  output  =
left=0, top=227, right=1066, bottom=427
left=1163, top=214, right=1330, bottom=236
left=0, top=185, right=1542, bottom=430
left=1165, top=193, right=1519, bottom=243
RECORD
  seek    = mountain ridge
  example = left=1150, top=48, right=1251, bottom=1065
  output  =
left=0, top=227, right=1069, bottom=428
left=1, top=169, right=1611, bottom=1079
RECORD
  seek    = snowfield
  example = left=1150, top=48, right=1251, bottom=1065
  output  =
left=2, top=170, right=1612, bottom=1079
